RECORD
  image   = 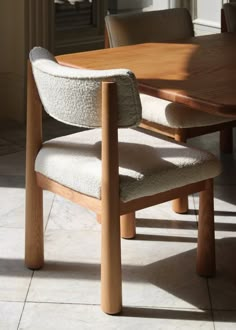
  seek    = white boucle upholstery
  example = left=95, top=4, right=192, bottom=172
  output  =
left=140, top=94, right=233, bottom=128
left=105, top=8, right=194, bottom=48
left=35, top=128, right=221, bottom=202
left=29, top=47, right=141, bottom=128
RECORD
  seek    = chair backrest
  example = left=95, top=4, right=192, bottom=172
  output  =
left=223, top=3, right=236, bottom=32
left=105, top=8, right=194, bottom=48
left=29, top=47, right=141, bottom=128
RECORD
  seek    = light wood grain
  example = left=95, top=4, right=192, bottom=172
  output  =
left=196, top=179, right=215, bottom=277
left=101, top=81, right=122, bottom=314
left=25, top=63, right=44, bottom=270
left=119, top=181, right=206, bottom=215
left=37, top=170, right=207, bottom=216
left=97, top=212, right=136, bottom=239
left=120, top=213, right=136, bottom=239
left=37, top=173, right=101, bottom=214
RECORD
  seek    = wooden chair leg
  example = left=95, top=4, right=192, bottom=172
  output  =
left=25, top=62, right=44, bottom=270
left=220, top=127, right=233, bottom=153
left=101, top=207, right=121, bottom=314
left=172, top=197, right=188, bottom=214
left=172, top=130, right=189, bottom=213
left=120, top=212, right=136, bottom=239
left=25, top=180, right=44, bottom=270
left=101, top=81, right=122, bottom=314
left=196, top=179, right=215, bottom=277
left=98, top=212, right=136, bottom=239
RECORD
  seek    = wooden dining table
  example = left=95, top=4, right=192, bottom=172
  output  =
left=57, top=32, right=236, bottom=118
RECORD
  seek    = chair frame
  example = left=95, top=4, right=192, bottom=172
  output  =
left=26, top=62, right=216, bottom=314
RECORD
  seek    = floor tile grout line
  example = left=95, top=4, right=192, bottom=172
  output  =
left=16, top=191, right=55, bottom=329
left=7, top=298, right=236, bottom=312
left=13, top=299, right=217, bottom=311
left=19, top=301, right=101, bottom=307
left=16, top=270, right=35, bottom=330
left=44, top=194, right=56, bottom=232
left=207, top=278, right=216, bottom=330
left=2, top=298, right=236, bottom=311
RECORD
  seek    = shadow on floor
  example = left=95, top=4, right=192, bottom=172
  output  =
left=1, top=237, right=236, bottom=319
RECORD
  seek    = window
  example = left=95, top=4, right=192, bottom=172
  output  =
left=54, top=0, right=107, bottom=54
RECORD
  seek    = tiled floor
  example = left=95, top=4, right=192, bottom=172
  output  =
left=0, top=119, right=235, bottom=329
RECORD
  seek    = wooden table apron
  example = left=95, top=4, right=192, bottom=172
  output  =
left=57, top=33, right=236, bottom=118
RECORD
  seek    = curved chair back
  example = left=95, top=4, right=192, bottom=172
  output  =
left=105, top=8, right=194, bottom=48
left=29, top=47, right=141, bottom=128
left=223, top=3, right=236, bottom=32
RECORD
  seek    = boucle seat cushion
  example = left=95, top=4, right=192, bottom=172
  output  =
left=140, top=94, right=233, bottom=128
left=35, top=128, right=221, bottom=202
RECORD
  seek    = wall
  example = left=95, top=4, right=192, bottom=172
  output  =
left=117, top=0, right=187, bottom=11
left=0, top=0, right=26, bottom=123
left=116, top=0, right=231, bottom=35
left=193, top=0, right=230, bottom=36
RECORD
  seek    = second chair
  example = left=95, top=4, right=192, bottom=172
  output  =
left=105, top=8, right=236, bottom=213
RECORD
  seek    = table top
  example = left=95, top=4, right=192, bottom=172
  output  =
left=57, top=33, right=236, bottom=117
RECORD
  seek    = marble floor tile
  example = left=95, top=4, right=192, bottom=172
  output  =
left=208, top=237, right=236, bottom=310
left=121, top=243, right=209, bottom=309
left=46, top=195, right=100, bottom=231
left=188, top=132, right=221, bottom=154
left=214, top=311, right=236, bottom=330
left=27, top=230, right=101, bottom=305
left=193, top=185, right=236, bottom=239
left=0, top=187, right=54, bottom=229
left=0, top=228, right=32, bottom=301
left=0, top=301, right=24, bottom=330
left=27, top=228, right=210, bottom=309
left=135, top=197, right=198, bottom=238
left=19, top=303, right=214, bottom=330
left=188, top=131, right=236, bottom=156
left=47, top=195, right=198, bottom=237
left=189, top=132, right=236, bottom=186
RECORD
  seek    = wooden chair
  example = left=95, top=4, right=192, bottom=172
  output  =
left=105, top=8, right=236, bottom=214
left=25, top=47, right=221, bottom=314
